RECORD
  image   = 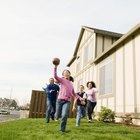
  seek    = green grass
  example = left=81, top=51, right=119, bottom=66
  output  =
left=0, top=118, right=140, bottom=140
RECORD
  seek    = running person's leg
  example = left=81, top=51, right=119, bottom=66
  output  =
left=46, top=98, right=52, bottom=123
left=55, top=99, right=62, bottom=121
left=60, top=100, right=70, bottom=132
left=76, top=105, right=82, bottom=126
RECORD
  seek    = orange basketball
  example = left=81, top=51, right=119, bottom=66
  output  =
left=52, top=57, right=60, bottom=65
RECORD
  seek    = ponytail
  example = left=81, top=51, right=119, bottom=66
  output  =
left=69, top=76, right=74, bottom=82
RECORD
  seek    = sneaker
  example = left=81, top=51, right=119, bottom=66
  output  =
left=88, top=119, right=92, bottom=123
left=51, top=116, right=54, bottom=120
left=55, top=119, right=58, bottom=122
left=76, top=125, right=79, bottom=127
left=59, top=130, right=65, bottom=133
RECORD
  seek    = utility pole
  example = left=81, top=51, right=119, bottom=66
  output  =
left=10, top=87, right=13, bottom=100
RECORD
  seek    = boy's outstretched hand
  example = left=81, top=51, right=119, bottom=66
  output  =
left=81, top=99, right=86, bottom=105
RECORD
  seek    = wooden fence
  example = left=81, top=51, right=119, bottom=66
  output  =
left=29, top=90, right=46, bottom=118
left=29, top=90, right=76, bottom=118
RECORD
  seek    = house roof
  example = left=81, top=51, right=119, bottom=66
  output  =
left=94, top=23, right=140, bottom=63
left=0, top=98, right=18, bottom=107
left=83, top=26, right=123, bottom=37
left=67, top=26, right=123, bottom=66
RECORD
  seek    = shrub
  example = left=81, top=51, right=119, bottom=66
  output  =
left=98, top=106, right=115, bottom=122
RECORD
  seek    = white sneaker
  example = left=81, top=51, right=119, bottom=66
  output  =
left=88, top=119, right=92, bottom=123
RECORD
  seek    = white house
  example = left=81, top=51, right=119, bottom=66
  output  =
left=67, top=23, right=140, bottom=125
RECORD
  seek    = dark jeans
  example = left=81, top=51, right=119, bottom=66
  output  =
left=46, top=98, right=56, bottom=123
left=55, top=99, right=70, bottom=132
left=87, top=100, right=97, bottom=120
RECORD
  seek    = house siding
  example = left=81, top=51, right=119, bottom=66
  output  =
left=68, top=24, right=140, bottom=125
left=135, top=33, right=140, bottom=113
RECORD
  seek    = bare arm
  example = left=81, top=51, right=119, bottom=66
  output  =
left=92, top=88, right=98, bottom=101
left=72, top=98, right=77, bottom=111
left=71, top=89, right=82, bottom=100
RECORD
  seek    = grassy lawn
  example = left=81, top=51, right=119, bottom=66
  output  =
left=0, top=118, right=140, bottom=140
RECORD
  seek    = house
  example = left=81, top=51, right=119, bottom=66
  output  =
left=0, top=98, right=3, bottom=108
left=67, top=23, right=140, bottom=125
left=0, top=98, right=18, bottom=109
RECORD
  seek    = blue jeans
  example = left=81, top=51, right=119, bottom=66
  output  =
left=87, top=100, right=97, bottom=120
left=76, top=105, right=86, bottom=126
left=55, top=99, right=70, bottom=132
left=46, top=98, right=56, bottom=123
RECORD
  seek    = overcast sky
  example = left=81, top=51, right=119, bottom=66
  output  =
left=0, top=0, right=140, bottom=105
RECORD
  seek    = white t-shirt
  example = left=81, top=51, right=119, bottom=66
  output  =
left=85, top=87, right=98, bottom=102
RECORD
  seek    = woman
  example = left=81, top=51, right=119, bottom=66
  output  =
left=86, top=81, right=98, bottom=122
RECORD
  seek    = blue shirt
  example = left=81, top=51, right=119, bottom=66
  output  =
left=45, top=84, right=60, bottom=100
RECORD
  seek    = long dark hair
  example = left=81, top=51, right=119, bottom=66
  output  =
left=86, top=81, right=96, bottom=88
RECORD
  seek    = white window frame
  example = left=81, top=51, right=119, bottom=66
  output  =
left=76, top=52, right=81, bottom=72
left=99, top=60, right=113, bottom=95
left=84, top=41, right=93, bottom=66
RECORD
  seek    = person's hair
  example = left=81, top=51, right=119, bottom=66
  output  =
left=49, top=77, right=54, bottom=80
left=79, top=85, right=84, bottom=89
left=62, top=69, right=74, bottom=82
left=62, top=69, right=71, bottom=75
left=86, top=81, right=96, bottom=88
left=69, top=76, right=74, bottom=82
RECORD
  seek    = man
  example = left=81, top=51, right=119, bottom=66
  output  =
left=45, top=78, right=60, bottom=123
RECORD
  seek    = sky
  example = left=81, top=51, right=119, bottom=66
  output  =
left=0, top=0, right=140, bottom=105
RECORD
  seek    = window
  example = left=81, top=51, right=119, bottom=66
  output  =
left=88, top=41, right=93, bottom=60
left=99, top=61, right=113, bottom=95
left=84, top=46, right=88, bottom=65
left=76, top=53, right=81, bottom=72
left=84, top=41, right=93, bottom=65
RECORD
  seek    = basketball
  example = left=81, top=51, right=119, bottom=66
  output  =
left=52, top=57, right=60, bottom=65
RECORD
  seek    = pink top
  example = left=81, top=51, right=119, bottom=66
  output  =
left=86, top=87, right=98, bottom=102
left=54, top=67, right=82, bottom=101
